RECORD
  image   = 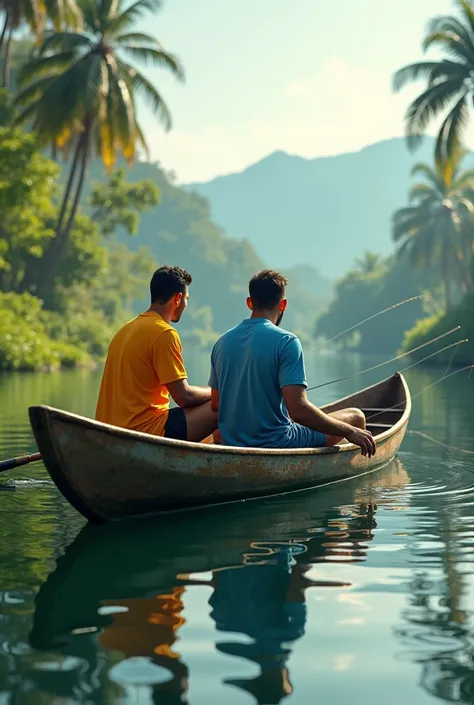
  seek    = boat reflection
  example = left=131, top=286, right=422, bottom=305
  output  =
left=28, top=460, right=409, bottom=704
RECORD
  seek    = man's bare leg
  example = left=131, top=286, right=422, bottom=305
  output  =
left=325, top=407, right=366, bottom=447
left=183, top=401, right=218, bottom=443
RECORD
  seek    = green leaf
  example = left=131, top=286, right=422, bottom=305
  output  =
left=119, top=45, right=184, bottom=80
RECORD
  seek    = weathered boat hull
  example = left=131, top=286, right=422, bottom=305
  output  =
left=29, top=372, right=411, bottom=522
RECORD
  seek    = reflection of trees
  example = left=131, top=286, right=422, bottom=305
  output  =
left=394, top=499, right=474, bottom=703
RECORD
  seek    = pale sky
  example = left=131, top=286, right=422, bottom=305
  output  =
left=136, top=0, right=473, bottom=182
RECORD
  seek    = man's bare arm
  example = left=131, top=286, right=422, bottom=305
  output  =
left=211, top=388, right=219, bottom=413
left=282, top=385, right=376, bottom=456
left=166, top=379, right=211, bottom=408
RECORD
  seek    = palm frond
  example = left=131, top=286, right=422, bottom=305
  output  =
left=76, top=0, right=100, bottom=31
left=44, top=0, right=83, bottom=30
left=408, top=183, right=437, bottom=203
left=410, top=162, right=445, bottom=196
left=119, top=45, right=184, bottom=80
left=38, top=30, right=92, bottom=55
left=106, top=59, right=136, bottom=162
left=18, top=51, right=77, bottom=84
left=434, top=95, right=469, bottom=167
left=106, top=0, right=163, bottom=34
left=453, top=169, right=474, bottom=187
left=425, top=14, right=474, bottom=57
left=423, top=30, right=474, bottom=63
left=115, top=31, right=156, bottom=45
left=393, top=61, right=466, bottom=92
left=404, top=79, right=464, bottom=149
left=14, top=74, right=58, bottom=108
left=456, top=0, right=474, bottom=37
left=119, top=60, right=172, bottom=130
left=133, top=118, right=149, bottom=159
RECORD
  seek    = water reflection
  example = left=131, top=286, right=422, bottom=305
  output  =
left=393, top=486, right=474, bottom=704
left=26, top=461, right=408, bottom=704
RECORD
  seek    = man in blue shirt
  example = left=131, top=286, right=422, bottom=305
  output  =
left=209, top=270, right=375, bottom=454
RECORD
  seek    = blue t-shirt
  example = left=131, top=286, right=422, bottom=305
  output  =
left=209, top=318, right=307, bottom=447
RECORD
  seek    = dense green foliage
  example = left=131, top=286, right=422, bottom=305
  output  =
left=315, top=253, right=441, bottom=355
left=0, top=124, right=160, bottom=370
left=401, top=294, right=474, bottom=366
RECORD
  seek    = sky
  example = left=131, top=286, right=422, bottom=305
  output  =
left=137, top=0, right=471, bottom=182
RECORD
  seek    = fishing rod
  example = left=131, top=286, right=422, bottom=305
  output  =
left=399, top=338, right=468, bottom=373
left=307, top=326, right=461, bottom=391
left=312, top=295, right=422, bottom=351
left=365, top=364, right=474, bottom=424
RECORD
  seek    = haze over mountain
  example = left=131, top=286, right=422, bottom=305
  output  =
left=185, top=137, right=437, bottom=280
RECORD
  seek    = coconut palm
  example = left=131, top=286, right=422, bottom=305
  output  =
left=393, top=0, right=474, bottom=164
left=392, top=148, right=474, bottom=309
left=15, top=0, right=184, bottom=294
left=354, top=251, right=383, bottom=275
left=0, top=0, right=81, bottom=87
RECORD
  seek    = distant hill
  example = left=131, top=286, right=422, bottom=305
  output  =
left=185, top=137, right=438, bottom=280
left=80, top=160, right=328, bottom=343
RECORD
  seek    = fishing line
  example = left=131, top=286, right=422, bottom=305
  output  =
left=405, top=430, right=474, bottom=456
left=365, top=364, right=474, bottom=424
left=443, top=338, right=463, bottom=380
left=399, top=339, right=468, bottom=373
left=312, top=295, right=422, bottom=351
left=307, top=326, right=461, bottom=391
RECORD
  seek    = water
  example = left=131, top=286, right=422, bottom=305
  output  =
left=1, top=352, right=474, bottom=704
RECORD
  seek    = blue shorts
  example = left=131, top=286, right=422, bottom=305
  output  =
left=286, top=424, right=326, bottom=449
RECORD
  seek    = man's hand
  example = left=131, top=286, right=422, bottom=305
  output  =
left=345, top=427, right=376, bottom=457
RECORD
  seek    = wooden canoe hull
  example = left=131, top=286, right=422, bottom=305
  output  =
left=29, top=373, right=411, bottom=522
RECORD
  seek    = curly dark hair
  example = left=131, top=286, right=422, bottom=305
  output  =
left=150, top=266, right=192, bottom=304
left=249, top=269, right=288, bottom=309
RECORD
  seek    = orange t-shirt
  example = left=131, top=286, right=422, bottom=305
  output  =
left=95, top=312, right=187, bottom=436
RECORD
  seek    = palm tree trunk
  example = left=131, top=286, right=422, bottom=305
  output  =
left=58, top=127, right=90, bottom=246
left=18, top=134, right=85, bottom=294
left=34, top=124, right=91, bottom=298
left=2, top=22, right=13, bottom=89
left=454, top=250, right=472, bottom=293
left=55, top=132, right=85, bottom=238
left=0, top=14, right=9, bottom=52
left=442, top=257, right=451, bottom=310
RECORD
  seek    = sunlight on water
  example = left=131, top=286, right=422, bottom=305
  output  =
left=1, top=352, right=474, bottom=703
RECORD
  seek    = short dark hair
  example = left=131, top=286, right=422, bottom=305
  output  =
left=249, top=269, right=287, bottom=309
left=150, top=266, right=192, bottom=304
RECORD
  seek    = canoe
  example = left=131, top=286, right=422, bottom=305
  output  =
left=28, top=372, right=411, bottom=523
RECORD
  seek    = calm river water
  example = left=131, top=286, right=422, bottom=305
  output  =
left=1, top=350, right=474, bottom=705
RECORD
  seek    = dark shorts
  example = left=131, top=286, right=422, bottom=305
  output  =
left=164, top=407, right=187, bottom=441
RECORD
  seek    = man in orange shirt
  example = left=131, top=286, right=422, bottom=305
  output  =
left=96, top=265, right=217, bottom=442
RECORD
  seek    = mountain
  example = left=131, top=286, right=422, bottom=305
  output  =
left=82, top=160, right=330, bottom=343
left=184, top=137, right=438, bottom=280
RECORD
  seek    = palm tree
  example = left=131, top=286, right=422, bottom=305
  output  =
left=354, top=251, right=383, bottom=275
left=392, top=148, right=474, bottom=309
left=0, top=0, right=81, bottom=87
left=393, top=0, right=474, bottom=165
left=14, top=0, right=184, bottom=295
